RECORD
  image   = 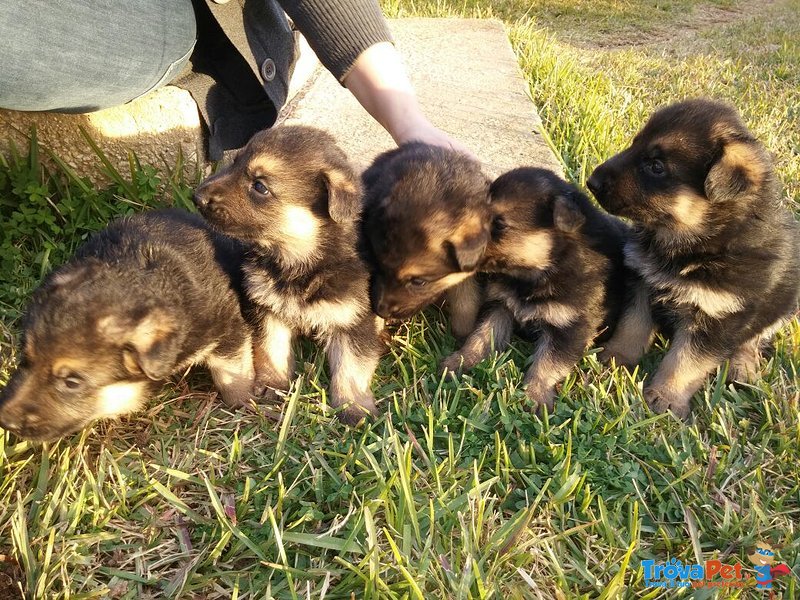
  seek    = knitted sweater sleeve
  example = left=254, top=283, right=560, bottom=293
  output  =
left=277, top=0, right=393, bottom=82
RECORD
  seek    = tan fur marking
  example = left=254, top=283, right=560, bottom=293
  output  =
left=449, top=215, right=486, bottom=246
left=98, top=311, right=173, bottom=351
left=625, top=242, right=744, bottom=317
left=445, top=277, right=482, bottom=339
left=254, top=315, right=295, bottom=390
left=681, top=284, right=744, bottom=317
left=645, top=333, right=720, bottom=417
left=523, top=332, right=575, bottom=410
left=51, top=358, right=88, bottom=376
left=492, top=230, right=553, bottom=270
left=276, top=205, right=320, bottom=264
left=670, top=190, right=708, bottom=231
left=600, top=281, right=654, bottom=367
left=721, top=141, right=765, bottom=186
left=24, top=336, right=36, bottom=360
left=327, top=331, right=380, bottom=422
left=207, top=342, right=256, bottom=407
left=97, top=382, right=148, bottom=417
left=534, top=302, right=580, bottom=328
left=245, top=265, right=365, bottom=333
left=326, top=169, right=359, bottom=196
left=438, top=271, right=474, bottom=290
left=249, top=155, right=284, bottom=177
left=728, top=336, right=762, bottom=382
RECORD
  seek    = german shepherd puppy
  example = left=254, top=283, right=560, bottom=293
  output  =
left=587, top=98, right=800, bottom=418
left=441, top=168, right=632, bottom=410
left=0, top=209, right=257, bottom=441
left=194, top=126, right=384, bottom=425
left=360, top=143, right=490, bottom=339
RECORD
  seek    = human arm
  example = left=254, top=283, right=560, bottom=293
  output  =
left=278, top=0, right=471, bottom=153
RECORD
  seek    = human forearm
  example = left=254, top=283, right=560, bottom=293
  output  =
left=277, top=0, right=391, bottom=81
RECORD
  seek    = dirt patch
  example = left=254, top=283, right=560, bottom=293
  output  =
left=0, top=554, right=23, bottom=600
left=564, top=0, right=778, bottom=49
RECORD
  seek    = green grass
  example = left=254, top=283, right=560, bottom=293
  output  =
left=1, top=0, right=799, bottom=597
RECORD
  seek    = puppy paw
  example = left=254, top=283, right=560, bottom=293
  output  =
left=219, top=387, right=256, bottom=409
left=332, top=392, right=380, bottom=426
left=524, top=382, right=556, bottom=413
left=644, top=387, right=691, bottom=419
left=598, top=347, right=639, bottom=370
left=727, top=359, right=761, bottom=384
left=439, top=353, right=465, bottom=377
left=252, top=375, right=289, bottom=403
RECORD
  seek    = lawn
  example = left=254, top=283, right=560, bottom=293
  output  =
left=1, top=0, right=798, bottom=598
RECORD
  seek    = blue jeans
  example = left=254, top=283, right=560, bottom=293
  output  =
left=0, top=0, right=197, bottom=112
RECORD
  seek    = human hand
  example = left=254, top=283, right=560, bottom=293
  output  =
left=390, top=113, right=476, bottom=159
left=344, top=42, right=476, bottom=160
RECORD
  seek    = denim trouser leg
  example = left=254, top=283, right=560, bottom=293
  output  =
left=0, top=0, right=197, bottom=112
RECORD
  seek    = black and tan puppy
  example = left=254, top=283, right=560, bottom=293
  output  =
left=0, top=209, right=257, bottom=441
left=587, top=98, right=800, bottom=417
left=361, top=143, right=490, bottom=338
left=193, top=126, right=384, bottom=425
left=441, top=168, right=632, bottom=410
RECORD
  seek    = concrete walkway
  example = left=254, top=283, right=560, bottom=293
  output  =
left=0, top=18, right=561, bottom=181
left=281, top=18, right=562, bottom=178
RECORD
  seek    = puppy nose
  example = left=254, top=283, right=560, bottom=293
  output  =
left=193, top=189, right=216, bottom=208
left=586, top=173, right=604, bottom=196
left=373, top=298, right=395, bottom=319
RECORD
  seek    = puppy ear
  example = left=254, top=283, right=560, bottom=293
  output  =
left=450, top=231, right=488, bottom=272
left=704, top=135, right=765, bottom=203
left=324, top=165, right=362, bottom=223
left=45, top=261, right=102, bottom=291
left=99, top=309, right=183, bottom=380
left=553, top=195, right=585, bottom=233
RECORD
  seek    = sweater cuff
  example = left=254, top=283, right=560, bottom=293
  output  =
left=278, top=0, right=393, bottom=83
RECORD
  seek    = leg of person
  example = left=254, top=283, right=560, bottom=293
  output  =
left=0, top=0, right=196, bottom=112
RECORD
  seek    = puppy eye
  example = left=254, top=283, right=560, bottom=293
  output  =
left=491, top=216, right=508, bottom=237
left=645, top=159, right=666, bottom=176
left=252, top=180, right=271, bottom=196
left=58, top=372, right=85, bottom=391
left=407, top=277, right=429, bottom=288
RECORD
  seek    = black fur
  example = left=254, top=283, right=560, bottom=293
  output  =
left=194, top=126, right=385, bottom=425
left=360, top=142, right=490, bottom=326
left=443, top=168, right=635, bottom=410
left=587, top=98, right=800, bottom=417
left=0, top=209, right=256, bottom=440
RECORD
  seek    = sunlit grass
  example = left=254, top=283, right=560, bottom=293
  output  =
left=1, top=0, right=798, bottom=597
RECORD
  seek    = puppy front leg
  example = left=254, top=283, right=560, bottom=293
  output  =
left=253, top=313, right=295, bottom=401
left=207, top=339, right=257, bottom=408
left=728, top=335, right=763, bottom=383
left=644, top=331, right=720, bottom=419
left=440, top=303, right=513, bottom=374
left=524, top=322, right=591, bottom=412
left=599, top=278, right=654, bottom=368
left=327, top=315, right=384, bottom=425
left=445, top=277, right=482, bottom=340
